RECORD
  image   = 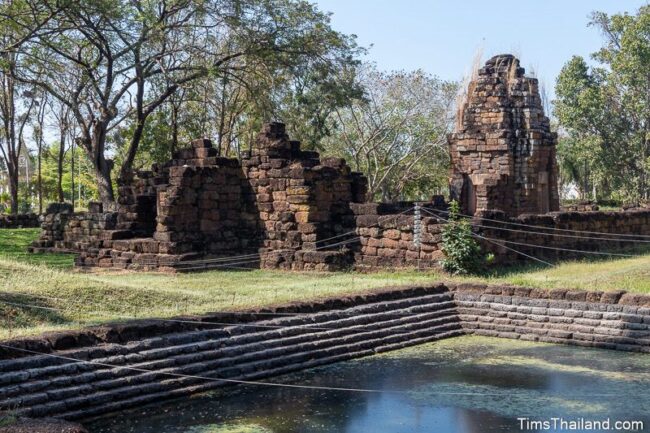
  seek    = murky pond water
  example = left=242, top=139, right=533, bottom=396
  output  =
left=87, top=336, right=650, bottom=433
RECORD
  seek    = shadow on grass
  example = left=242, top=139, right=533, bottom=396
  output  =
left=0, top=291, right=70, bottom=336
left=475, top=244, right=650, bottom=280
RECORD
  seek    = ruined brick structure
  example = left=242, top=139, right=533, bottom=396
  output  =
left=351, top=202, right=446, bottom=269
left=32, top=123, right=367, bottom=271
left=449, top=54, right=560, bottom=216
left=0, top=212, right=39, bottom=228
left=30, top=55, right=650, bottom=272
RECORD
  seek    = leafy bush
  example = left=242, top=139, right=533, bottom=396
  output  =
left=440, top=200, right=483, bottom=274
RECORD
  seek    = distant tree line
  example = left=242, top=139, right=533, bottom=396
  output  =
left=554, top=5, right=649, bottom=203
left=3, top=1, right=644, bottom=215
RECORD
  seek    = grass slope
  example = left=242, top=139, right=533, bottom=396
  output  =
left=0, top=228, right=648, bottom=340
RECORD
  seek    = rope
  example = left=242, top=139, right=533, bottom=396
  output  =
left=0, top=299, right=339, bottom=331
left=24, top=207, right=417, bottom=269
left=420, top=208, right=554, bottom=267
left=482, top=237, right=637, bottom=257
left=421, top=208, right=645, bottom=259
left=428, top=208, right=650, bottom=239
left=0, top=343, right=623, bottom=398
left=459, top=220, right=650, bottom=243
left=0, top=294, right=459, bottom=324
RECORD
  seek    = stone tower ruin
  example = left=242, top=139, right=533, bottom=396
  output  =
left=449, top=54, right=559, bottom=216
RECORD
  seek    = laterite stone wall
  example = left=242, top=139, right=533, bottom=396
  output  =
left=351, top=202, right=446, bottom=269
left=475, top=209, right=650, bottom=263
left=1, top=283, right=650, bottom=421
left=32, top=123, right=368, bottom=271
left=0, top=213, right=39, bottom=229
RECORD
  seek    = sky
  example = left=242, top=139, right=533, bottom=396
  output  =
left=314, top=0, right=648, bottom=102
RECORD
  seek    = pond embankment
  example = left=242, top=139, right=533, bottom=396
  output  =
left=1, top=283, right=649, bottom=422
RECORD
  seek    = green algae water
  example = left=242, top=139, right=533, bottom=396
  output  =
left=87, top=336, right=650, bottom=433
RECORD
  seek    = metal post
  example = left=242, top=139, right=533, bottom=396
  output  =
left=413, top=203, right=422, bottom=270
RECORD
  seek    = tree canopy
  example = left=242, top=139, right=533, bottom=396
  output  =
left=554, top=5, right=650, bottom=202
left=2, top=0, right=362, bottom=204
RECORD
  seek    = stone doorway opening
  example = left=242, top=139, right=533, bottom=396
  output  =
left=461, top=174, right=477, bottom=215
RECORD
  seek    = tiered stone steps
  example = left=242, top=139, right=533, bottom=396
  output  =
left=454, top=291, right=650, bottom=352
left=0, top=292, right=462, bottom=420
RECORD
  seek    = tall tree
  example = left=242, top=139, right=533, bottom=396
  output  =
left=323, top=65, right=457, bottom=202
left=554, top=6, right=650, bottom=201
left=47, top=96, right=73, bottom=203
left=13, top=0, right=361, bottom=206
left=0, top=50, right=36, bottom=214
left=32, top=89, right=47, bottom=213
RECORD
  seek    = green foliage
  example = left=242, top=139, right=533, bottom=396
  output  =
left=39, top=143, right=98, bottom=208
left=322, top=64, right=457, bottom=201
left=440, top=201, right=483, bottom=275
left=7, top=0, right=364, bottom=204
left=554, top=5, right=650, bottom=201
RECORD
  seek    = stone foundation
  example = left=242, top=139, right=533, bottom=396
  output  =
left=31, top=123, right=367, bottom=271
left=1, top=282, right=649, bottom=421
left=0, top=214, right=39, bottom=229
left=31, top=200, right=650, bottom=271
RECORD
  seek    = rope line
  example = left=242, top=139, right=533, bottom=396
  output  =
left=420, top=208, right=554, bottom=267
left=421, top=208, right=645, bottom=259
left=0, top=344, right=624, bottom=398
left=482, top=237, right=637, bottom=257
left=0, top=296, right=459, bottom=325
left=459, top=220, right=650, bottom=243
left=22, top=207, right=417, bottom=269
left=427, top=208, right=650, bottom=239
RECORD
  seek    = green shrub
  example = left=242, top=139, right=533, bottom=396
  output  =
left=440, top=200, right=483, bottom=275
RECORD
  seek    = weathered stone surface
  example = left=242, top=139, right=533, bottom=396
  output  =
left=449, top=54, right=560, bottom=216
left=2, top=282, right=650, bottom=421
left=29, top=114, right=650, bottom=270
left=0, top=213, right=39, bottom=229
left=31, top=122, right=368, bottom=271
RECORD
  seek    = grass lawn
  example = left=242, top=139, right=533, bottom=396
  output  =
left=0, top=228, right=648, bottom=340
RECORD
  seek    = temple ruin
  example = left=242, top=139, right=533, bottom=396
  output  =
left=32, top=123, right=367, bottom=271
left=449, top=54, right=560, bottom=216
left=30, top=55, right=650, bottom=271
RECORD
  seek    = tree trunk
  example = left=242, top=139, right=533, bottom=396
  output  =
left=9, top=171, right=18, bottom=215
left=84, top=120, right=115, bottom=206
left=95, top=159, right=114, bottom=205
left=119, top=120, right=144, bottom=183
left=171, top=107, right=178, bottom=156
left=37, top=142, right=42, bottom=214
left=57, top=130, right=65, bottom=202
left=70, top=139, right=75, bottom=209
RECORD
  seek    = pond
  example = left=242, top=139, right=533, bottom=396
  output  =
left=87, top=336, right=650, bottom=433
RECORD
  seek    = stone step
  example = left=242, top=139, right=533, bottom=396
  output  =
left=28, top=324, right=463, bottom=419
left=0, top=300, right=456, bottom=392
left=462, top=318, right=650, bottom=347
left=468, top=328, right=650, bottom=353
left=58, top=328, right=464, bottom=420
left=1, top=291, right=460, bottom=419
left=0, top=309, right=457, bottom=407
left=0, top=292, right=453, bottom=374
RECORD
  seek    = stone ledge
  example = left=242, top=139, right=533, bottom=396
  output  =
left=3, top=282, right=650, bottom=360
